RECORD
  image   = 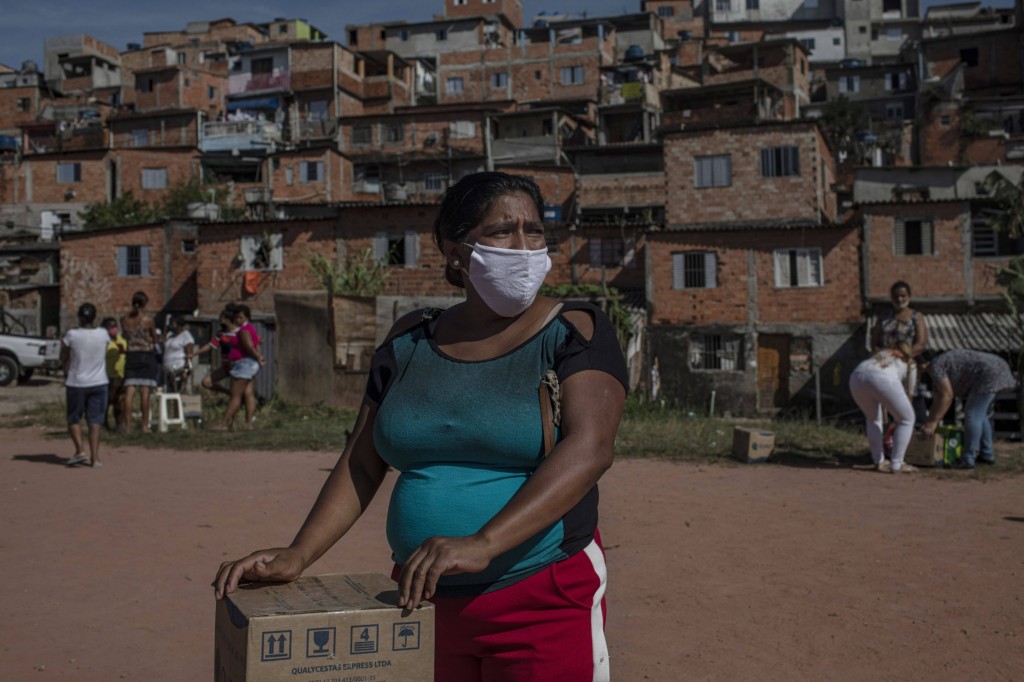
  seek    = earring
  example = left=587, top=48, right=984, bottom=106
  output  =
left=452, top=258, right=461, bottom=267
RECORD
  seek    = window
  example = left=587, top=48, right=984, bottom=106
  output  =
left=972, top=220, right=1024, bottom=256
left=285, top=167, right=294, bottom=186
left=436, top=29, right=447, bottom=41
left=838, top=75, right=860, bottom=93
left=279, top=23, right=288, bottom=34
left=300, top=161, right=323, bottom=183
left=560, top=66, right=585, bottom=85
left=746, top=0, right=759, bottom=9
left=588, top=237, right=635, bottom=268
left=208, top=86, right=217, bottom=100
left=373, top=231, right=420, bottom=267
left=805, top=0, right=818, bottom=7
left=423, top=172, right=446, bottom=192
left=960, top=48, right=979, bottom=67
left=385, top=124, right=404, bottom=143
left=672, top=251, right=718, bottom=289
left=177, top=52, right=186, bottom=65
left=761, top=147, right=800, bottom=178
left=142, top=168, right=168, bottom=189
left=181, top=239, right=197, bottom=254
left=859, top=26, right=867, bottom=34
left=773, top=248, right=823, bottom=287
left=131, top=129, right=148, bottom=147
left=882, top=0, right=901, bottom=11
left=355, top=165, right=381, bottom=193
left=240, top=233, right=284, bottom=271
left=446, top=77, right=464, bottom=94
left=139, top=78, right=153, bottom=93
left=352, top=125, right=372, bottom=144
left=885, top=71, right=908, bottom=91
left=349, top=29, right=359, bottom=45
left=251, top=57, right=273, bottom=74
left=799, top=38, right=816, bottom=52
left=56, top=162, right=81, bottom=184
left=894, top=219, right=934, bottom=256
left=454, top=0, right=467, bottom=4
left=833, top=37, right=841, bottom=46
left=449, top=120, right=476, bottom=138
left=399, top=29, right=410, bottom=42
left=885, top=28, right=902, bottom=41
left=16, top=97, right=29, bottom=112
left=695, top=155, right=732, bottom=188
left=716, top=0, right=732, bottom=11
left=690, top=334, right=742, bottom=371
left=659, top=6, right=676, bottom=16
left=885, top=102, right=904, bottom=120
left=491, top=72, right=508, bottom=88
left=116, top=245, right=151, bottom=277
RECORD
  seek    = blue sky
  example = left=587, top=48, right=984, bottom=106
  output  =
left=0, top=0, right=1015, bottom=71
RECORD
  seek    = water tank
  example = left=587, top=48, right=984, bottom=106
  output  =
left=677, top=30, right=692, bottom=41
left=187, top=202, right=220, bottom=220
left=624, top=45, right=645, bottom=61
left=385, top=183, right=408, bottom=202
left=20, top=60, right=38, bottom=74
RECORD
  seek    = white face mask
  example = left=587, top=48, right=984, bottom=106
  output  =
left=464, top=242, right=552, bottom=317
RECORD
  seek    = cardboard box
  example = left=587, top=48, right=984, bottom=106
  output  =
left=215, top=573, right=434, bottom=682
left=904, top=432, right=945, bottom=467
left=903, top=426, right=964, bottom=467
left=732, top=427, right=775, bottom=463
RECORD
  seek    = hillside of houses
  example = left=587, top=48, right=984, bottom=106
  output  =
left=0, top=0, right=1022, bottom=413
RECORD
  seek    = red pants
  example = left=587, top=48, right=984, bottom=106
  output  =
left=396, top=536, right=609, bottom=681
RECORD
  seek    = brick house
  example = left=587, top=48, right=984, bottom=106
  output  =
left=646, top=119, right=858, bottom=413
left=59, top=220, right=198, bottom=330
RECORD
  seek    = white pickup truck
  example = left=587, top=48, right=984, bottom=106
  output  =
left=0, top=311, right=60, bottom=386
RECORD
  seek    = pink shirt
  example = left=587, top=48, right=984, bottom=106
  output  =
left=228, top=322, right=260, bottom=363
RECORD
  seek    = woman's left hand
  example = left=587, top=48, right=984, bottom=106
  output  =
left=398, top=535, right=493, bottom=609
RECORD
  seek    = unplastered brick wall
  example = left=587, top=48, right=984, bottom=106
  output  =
left=863, top=202, right=969, bottom=301
left=578, top=173, right=666, bottom=209
left=24, top=152, right=108, bottom=204
left=664, top=123, right=832, bottom=226
left=269, top=147, right=345, bottom=203
left=113, top=149, right=200, bottom=200
left=59, top=222, right=191, bottom=329
left=647, top=226, right=861, bottom=326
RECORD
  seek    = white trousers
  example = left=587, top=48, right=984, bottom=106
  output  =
left=849, top=368, right=915, bottom=469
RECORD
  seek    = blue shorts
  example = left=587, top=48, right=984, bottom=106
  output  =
left=66, top=385, right=109, bottom=425
left=229, top=357, right=260, bottom=380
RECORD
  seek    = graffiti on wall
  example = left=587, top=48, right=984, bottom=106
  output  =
left=61, top=253, right=113, bottom=314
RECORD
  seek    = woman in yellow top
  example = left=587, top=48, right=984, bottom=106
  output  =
left=102, top=317, right=127, bottom=432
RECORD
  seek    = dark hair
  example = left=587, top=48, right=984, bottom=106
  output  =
left=919, top=349, right=937, bottom=364
left=101, top=317, right=118, bottom=329
left=432, top=172, right=545, bottom=287
left=234, top=304, right=252, bottom=321
left=218, top=308, right=234, bottom=324
left=131, top=291, right=149, bottom=309
left=77, top=303, right=97, bottom=325
left=170, top=315, right=186, bottom=329
left=890, top=281, right=912, bottom=297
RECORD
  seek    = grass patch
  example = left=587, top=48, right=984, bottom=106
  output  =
left=4, top=394, right=1022, bottom=477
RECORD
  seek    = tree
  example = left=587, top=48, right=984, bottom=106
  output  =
left=305, top=248, right=391, bottom=296
left=157, top=177, right=243, bottom=221
left=983, top=172, right=1024, bottom=240
left=819, top=96, right=868, bottom=155
left=80, top=190, right=157, bottom=230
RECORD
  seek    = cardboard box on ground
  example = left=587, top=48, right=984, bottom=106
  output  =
left=215, top=573, right=434, bottom=682
left=904, top=426, right=964, bottom=467
left=732, top=427, right=776, bottom=463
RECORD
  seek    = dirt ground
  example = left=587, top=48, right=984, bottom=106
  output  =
left=2, top=392, right=1023, bottom=680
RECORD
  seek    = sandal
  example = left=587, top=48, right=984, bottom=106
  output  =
left=66, top=454, right=87, bottom=466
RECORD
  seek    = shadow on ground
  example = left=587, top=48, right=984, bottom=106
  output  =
left=767, top=447, right=872, bottom=470
left=12, top=453, right=67, bottom=466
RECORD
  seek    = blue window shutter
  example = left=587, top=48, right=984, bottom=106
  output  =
left=672, top=253, right=685, bottom=289
left=140, top=246, right=151, bottom=276
left=404, top=230, right=418, bottom=266
left=116, top=246, right=127, bottom=276
left=705, top=252, right=718, bottom=288
left=761, top=148, right=772, bottom=177
left=373, top=233, right=388, bottom=262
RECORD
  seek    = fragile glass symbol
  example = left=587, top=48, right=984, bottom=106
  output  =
left=312, top=630, right=330, bottom=654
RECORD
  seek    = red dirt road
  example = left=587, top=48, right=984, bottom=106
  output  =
left=2, top=425, right=1023, bottom=681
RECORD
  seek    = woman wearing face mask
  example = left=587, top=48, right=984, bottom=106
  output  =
left=214, top=172, right=628, bottom=681
left=871, top=281, right=928, bottom=358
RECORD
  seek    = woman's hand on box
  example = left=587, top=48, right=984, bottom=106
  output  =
left=213, top=547, right=305, bottom=599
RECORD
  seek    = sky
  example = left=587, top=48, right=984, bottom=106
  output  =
left=0, top=0, right=1015, bottom=71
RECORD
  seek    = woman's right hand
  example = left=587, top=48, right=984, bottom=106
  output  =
left=212, top=547, right=306, bottom=599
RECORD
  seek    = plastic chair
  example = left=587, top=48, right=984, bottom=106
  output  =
left=151, top=392, right=187, bottom=433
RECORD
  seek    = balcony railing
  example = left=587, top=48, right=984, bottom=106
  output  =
left=200, top=120, right=282, bottom=153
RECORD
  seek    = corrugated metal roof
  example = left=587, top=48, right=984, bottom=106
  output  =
left=926, top=313, right=1023, bottom=353
left=868, top=312, right=1024, bottom=352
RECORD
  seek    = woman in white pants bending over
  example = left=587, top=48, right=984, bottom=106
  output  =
left=849, top=340, right=918, bottom=473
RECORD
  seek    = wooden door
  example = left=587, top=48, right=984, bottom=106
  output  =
left=757, top=334, right=790, bottom=409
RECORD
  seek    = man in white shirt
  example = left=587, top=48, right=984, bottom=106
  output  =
left=62, top=303, right=110, bottom=468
